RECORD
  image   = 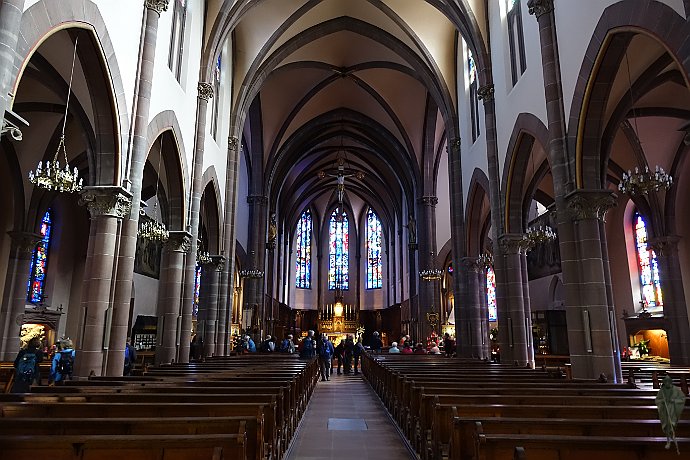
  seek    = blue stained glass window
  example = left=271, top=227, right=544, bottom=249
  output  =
left=295, top=210, right=312, bottom=288
left=328, top=208, right=349, bottom=290
left=634, top=213, right=663, bottom=311
left=487, top=266, right=497, bottom=321
left=366, top=209, right=382, bottom=289
left=193, top=264, right=201, bottom=318
left=27, top=209, right=52, bottom=304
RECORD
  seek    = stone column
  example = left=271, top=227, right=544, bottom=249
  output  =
left=459, top=257, right=483, bottom=358
left=199, top=255, right=223, bottom=357
left=0, top=0, right=25, bottom=133
left=498, top=234, right=531, bottom=366
left=265, top=243, right=276, bottom=337
left=0, top=232, right=41, bottom=360
left=600, top=225, right=622, bottom=382
left=417, top=196, right=439, bottom=343
left=648, top=236, right=690, bottom=365
left=107, top=0, right=169, bottom=376
left=562, top=190, right=619, bottom=380
left=478, top=267, right=491, bottom=359
left=78, top=186, right=132, bottom=376
left=179, top=81, right=214, bottom=363
left=245, top=195, right=268, bottom=337
left=154, top=230, right=190, bottom=364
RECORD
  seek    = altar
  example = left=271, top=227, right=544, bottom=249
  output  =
left=319, top=301, right=360, bottom=342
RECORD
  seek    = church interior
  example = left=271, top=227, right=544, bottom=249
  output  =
left=0, top=0, right=689, bottom=458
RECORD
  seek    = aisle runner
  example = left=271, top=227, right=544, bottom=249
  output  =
left=285, top=374, right=415, bottom=460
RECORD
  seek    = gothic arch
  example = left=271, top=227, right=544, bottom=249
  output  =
left=200, top=167, right=223, bottom=254
left=465, top=168, right=491, bottom=257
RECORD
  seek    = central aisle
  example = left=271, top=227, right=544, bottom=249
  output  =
left=285, top=373, right=415, bottom=460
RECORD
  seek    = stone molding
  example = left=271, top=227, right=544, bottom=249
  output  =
left=197, top=82, right=214, bottom=101
left=647, top=235, right=681, bottom=257
left=79, top=186, right=133, bottom=219
left=527, top=0, right=554, bottom=18
left=247, top=195, right=268, bottom=206
left=499, top=233, right=530, bottom=255
left=564, top=189, right=617, bottom=222
left=164, top=231, right=192, bottom=253
left=145, top=0, right=169, bottom=15
left=477, top=84, right=495, bottom=102
left=418, top=196, right=439, bottom=206
left=7, top=231, right=42, bottom=254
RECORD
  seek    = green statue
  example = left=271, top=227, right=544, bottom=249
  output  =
left=656, top=375, right=686, bottom=453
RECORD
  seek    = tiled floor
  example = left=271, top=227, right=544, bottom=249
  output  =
left=285, top=373, right=415, bottom=460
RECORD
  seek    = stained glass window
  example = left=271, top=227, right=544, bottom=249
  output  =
left=486, top=266, right=497, bottom=321
left=366, top=209, right=382, bottom=289
left=634, top=213, right=663, bottom=311
left=193, top=264, right=201, bottom=318
left=27, top=209, right=52, bottom=304
left=328, top=208, right=349, bottom=290
left=295, top=209, right=312, bottom=288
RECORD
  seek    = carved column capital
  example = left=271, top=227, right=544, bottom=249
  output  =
left=527, top=0, right=554, bottom=18
left=460, top=257, right=481, bottom=274
left=202, top=255, right=225, bottom=272
left=647, top=235, right=681, bottom=257
left=564, top=189, right=617, bottom=222
left=499, top=233, right=530, bottom=255
left=79, top=186, right=133, bottom=219
left=477, top=84, right=495, bottom=102
left=7, top=231, right=42, bottom=253
left=145, top=0, right=169, bottom=15
left=197, top=82, right=214, bottom=101
left=418, top=196, right=439, bottom=207
left=446, top=138, right=461, bottom=154
left=228, top=136, right=240, bottom=152
left=247, top=195, right=268, bottom=206
left=164, top=231, right=192, bottom=253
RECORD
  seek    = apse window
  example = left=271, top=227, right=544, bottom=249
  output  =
left=168, top=0, right=187, bottom=82
left=27, top=209, right=53, bottom=304
left=634, top=212, right=663, bottom=312
left=295, top=209, right=312, bottom=289
left=366, top=209, right=382, bottom=289
left=506, top=0, right=527, bottom=86
left=328, top=208, right=349, bottom=290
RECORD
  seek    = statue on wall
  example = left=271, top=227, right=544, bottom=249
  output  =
left=407, top=214, right=417, bottom=244
left=268, top=213, right=277, bottom=246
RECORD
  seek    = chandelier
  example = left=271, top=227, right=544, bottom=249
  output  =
left=137, top=137, right=168, bottom=242
left=420, top=268, right=443, bottom=281
left=477, top=252, right=494, bottom=269
left=239, top=269, right=264, bottom=279
left=524, top=225, right=557, bottom=249
left=618, top=165, right=672, bottom=196
left=28, top=36, right=83, bottom=194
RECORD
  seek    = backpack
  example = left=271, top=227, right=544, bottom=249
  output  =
left=17, top=351, right=37, bottom=383
left=57, top=351, right=74, bottom=376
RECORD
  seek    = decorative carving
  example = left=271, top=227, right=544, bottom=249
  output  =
left=460, top=257, right=481, bottom=274
left=79, top=186, right=133, bottom=219
left=211, top=255, right=226, bottom=272
left=564, top=190, right=617, bottom=222
left=527, top=0, right=554, bottom=18
left=144, top=0, right=169, bottom=14
left=647, top=236, right=680, bottom=257
left=499, top=233, right=530, bottom=255
left=247, top=195, right=268, bottom=206
left=164, top=231, right=192, bottom=253
left=7, top=231, right=42, bottom=253
left=447, top=138, right=461, bottom=154
left=477, top=84, right=495, bottom=102
left=418, top=196, right=439, bottom=206
left=197, top=82, right=214, bottom=101
left=228, top=136, right=240, bottom=152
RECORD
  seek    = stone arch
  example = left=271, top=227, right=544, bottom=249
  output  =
left=12, top=0, right=128, bottom=186
left=567, top=0, right=689, bottom=190
left=465, top=168, right=491, bottom=257
left=200, top=167, right=223, bottom=254
left=501, top=113, right=550, bottom=234
left=146, top=111, right=190, bottom=232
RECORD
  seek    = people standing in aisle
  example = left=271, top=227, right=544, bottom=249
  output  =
left=353, top=337, right=364, bottom=375
left=443, top=332, right=455, bottom=357
left=124, top=337, right=137, bottom=376
left=334, top=338, right=344, bottom=374
left=50, top=338, right=75, bottom=385
left=318, top=334, right=334, bottom=381
left=343, top=334, right=354, bottom=374
left=11, top=337, right=43, bottom=393
left=190, top=334, right=202, bottom=361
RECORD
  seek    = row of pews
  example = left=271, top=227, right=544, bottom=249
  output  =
left=361, top=353, right=689, bottom=460
left=0, top=354, right=318, bottom=460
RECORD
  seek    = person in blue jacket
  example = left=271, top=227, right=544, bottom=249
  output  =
left=51, top=338, right=75, bottom=385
